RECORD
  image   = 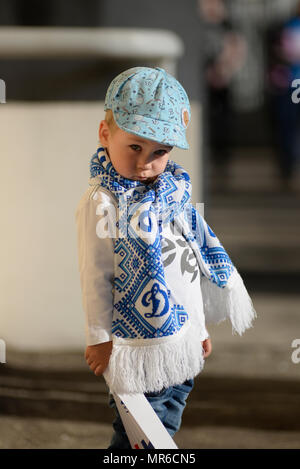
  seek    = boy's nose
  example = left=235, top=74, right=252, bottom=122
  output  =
left=137, top=152, right=155, bottom=168
left=137, top=164, right=152, bottom=170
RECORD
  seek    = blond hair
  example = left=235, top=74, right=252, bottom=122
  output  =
left=98, top=109, right=119, bottom=147
left=105, top=109, right=118, bottom=135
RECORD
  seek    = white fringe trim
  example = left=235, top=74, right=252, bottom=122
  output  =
left=201, top=267, right=257, bottom=336
left=103, top=320, right=205, bottom=394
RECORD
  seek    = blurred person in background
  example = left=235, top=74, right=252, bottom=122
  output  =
left=266, top=1, right=300, bottom=192
left=198, top=0, right=247, bottom=191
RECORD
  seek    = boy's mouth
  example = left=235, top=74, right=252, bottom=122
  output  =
left=133, top=175, right=157, bottom=183
left=133, top=174, right=149, bottom=179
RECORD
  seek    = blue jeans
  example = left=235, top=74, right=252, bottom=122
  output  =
left=107, top=378, right=194, bottom=449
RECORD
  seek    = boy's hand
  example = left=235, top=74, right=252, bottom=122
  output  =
left=85, top=341, right=113, bottom=376
left=202, top=337, right=212, bottom=358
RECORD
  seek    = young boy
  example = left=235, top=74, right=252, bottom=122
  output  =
left=75, top=66, right=257, bottom=449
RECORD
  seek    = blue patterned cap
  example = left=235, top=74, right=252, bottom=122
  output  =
left=104, top=66, right=191, bottom=150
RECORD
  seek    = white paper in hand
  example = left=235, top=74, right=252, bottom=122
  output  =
left=112, top=391, right=178, bottom=449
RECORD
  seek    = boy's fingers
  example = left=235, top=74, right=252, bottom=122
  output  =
left=94, top=364, right=104, bottom=376
left=88, top=359, right=100, bottom=370
left=85, top=350, right=93, bottom=361
left=88, top=360, right=105, bottom=374
left=202, top=342, right=212, bottom=358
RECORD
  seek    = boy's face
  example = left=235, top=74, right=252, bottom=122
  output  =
left=99, top=121, right=173, bottom=184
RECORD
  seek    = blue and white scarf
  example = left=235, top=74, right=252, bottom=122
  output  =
left=89, top=146, right=257, bottom=394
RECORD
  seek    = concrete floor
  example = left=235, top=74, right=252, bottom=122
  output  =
left=1, top=291, right=300, bottom=449
left=1, top=416, right=300, bottom=449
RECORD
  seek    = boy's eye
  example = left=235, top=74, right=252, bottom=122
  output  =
left=130, top=144, right=141, bottom=151
left=154, top=150, right=167, bottom=156
left=129, top=145, right=168, bottom=156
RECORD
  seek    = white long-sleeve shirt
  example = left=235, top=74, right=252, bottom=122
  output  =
left=75, top=185, right=210, bottom=347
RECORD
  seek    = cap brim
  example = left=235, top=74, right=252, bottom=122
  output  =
left=112, top=111, right=190, bottom=150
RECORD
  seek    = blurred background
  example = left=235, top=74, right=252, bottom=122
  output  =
left=0, top=0, right=300, bottom=449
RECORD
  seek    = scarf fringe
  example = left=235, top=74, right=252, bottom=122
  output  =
left=201, top=268, right=257, bottom=336
left=103, top=322, right=205, bottom=394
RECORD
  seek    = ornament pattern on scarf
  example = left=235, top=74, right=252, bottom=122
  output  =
left=89, top=147, right=234, bottom=340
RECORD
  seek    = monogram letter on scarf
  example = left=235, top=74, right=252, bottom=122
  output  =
left=90, top=147, right=257, bottom=394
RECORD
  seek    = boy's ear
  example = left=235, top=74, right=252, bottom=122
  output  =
left=98, top=120, right=110, bottom=146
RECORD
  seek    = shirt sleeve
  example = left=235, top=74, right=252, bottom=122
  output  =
left=75, top=186, right=115, bottom=346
